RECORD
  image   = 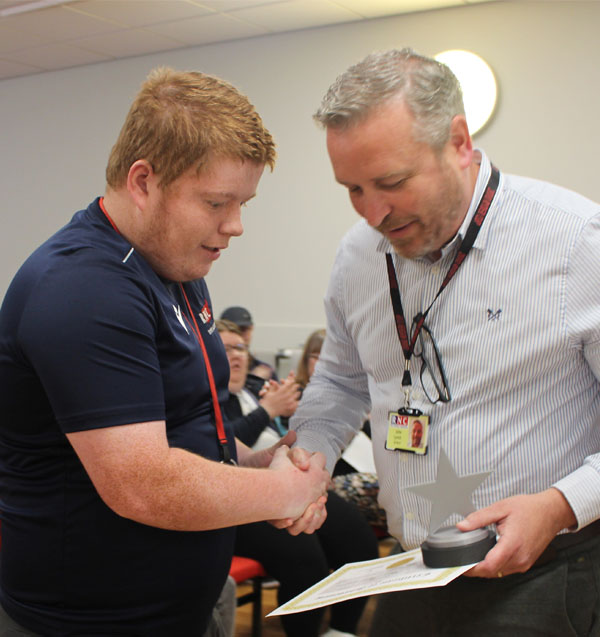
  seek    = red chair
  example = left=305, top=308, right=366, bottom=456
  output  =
left=229, top=555, right=267, bottom=637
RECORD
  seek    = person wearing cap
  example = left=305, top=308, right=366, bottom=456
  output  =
left=290, top=48, right=600, bottom=635
left=220, top=305, right=278, bottom=392
left=0, top=67, right=329, bottom=636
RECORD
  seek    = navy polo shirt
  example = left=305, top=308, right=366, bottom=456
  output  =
left=0, top=199, right=236, bottom=635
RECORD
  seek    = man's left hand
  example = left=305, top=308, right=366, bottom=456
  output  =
left=458, top=487, right=577, bottom=578
left=238, top=431, right=297, bottom=469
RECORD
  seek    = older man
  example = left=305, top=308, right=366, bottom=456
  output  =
left=0, top=67, right=328, bottom=635
left=291, top=48, right=600, bottom=635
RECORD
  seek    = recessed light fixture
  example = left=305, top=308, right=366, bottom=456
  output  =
left=0, top=0, right=78, bottom=18
left=435, top=50, right=498, bottom=136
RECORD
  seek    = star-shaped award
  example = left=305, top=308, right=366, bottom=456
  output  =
left=405, top=448, right=496, bottom=567
left=406, top=448, right=490, bottom=535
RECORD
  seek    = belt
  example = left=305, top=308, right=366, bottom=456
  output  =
left=533, top=518, right=600, bottom=568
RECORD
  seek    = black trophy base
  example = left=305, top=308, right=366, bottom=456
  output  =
left=421, top=527, right=496, bottom=567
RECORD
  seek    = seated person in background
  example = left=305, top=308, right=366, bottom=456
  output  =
left=219, top=306, right=277, bottom=397
left=297, top=329, right=388, bottom=534
left=295, top=328, right=326, bottom=390
left=218, top=320, right=379, bottom=637
left=218, top=319, right=298, bottom=448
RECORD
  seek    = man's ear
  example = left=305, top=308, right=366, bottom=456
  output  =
left=448, top=115, right=473, bottom=170
left=126, top=160, right=155, bottom=210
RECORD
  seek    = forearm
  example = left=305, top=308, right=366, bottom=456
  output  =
left=230, top=407, right=270, bottom=447
left=291, top=373, right=370, bottom=474
left=110, top=446, right=314, bottom=531
left=68, top=422, right=326, bottom=533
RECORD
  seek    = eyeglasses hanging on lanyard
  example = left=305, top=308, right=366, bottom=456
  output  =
left=386, top=165, right=500, bottom=405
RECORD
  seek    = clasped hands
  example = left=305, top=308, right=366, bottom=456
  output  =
left=244, top=430, right=330, bottom=536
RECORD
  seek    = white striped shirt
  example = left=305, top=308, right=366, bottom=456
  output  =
left=291, top=150, right=600, bottom=550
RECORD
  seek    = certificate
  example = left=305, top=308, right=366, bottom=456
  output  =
left=268, top=548, right=474, bottom=617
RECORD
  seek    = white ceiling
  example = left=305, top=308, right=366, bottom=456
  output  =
left=0, top=0, right=494, bottom=81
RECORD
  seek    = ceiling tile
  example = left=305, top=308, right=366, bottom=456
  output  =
left=232, top=0, right=361, bottom=31
left=69, top=0, right=213, bottom=28
left=331, top=0, right=464, bottom=18
left=0, top=0, right=490, bottom=81
left=4, top=41, right=110, bottom=70
left=74, top=27, right=185, bottom=57
left=0, top=56, right=41, bottom=79
left=6, top=5, right=123, bottom=39
left=148, top=11, right=268, bottom=45
left=191, top=0, right=287, bottom=9
left=0, top=20, right=47, bottom=54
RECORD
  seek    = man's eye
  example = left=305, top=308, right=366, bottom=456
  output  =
left=380, top=180, right=405, bottom=190
left=207, top=201, right=224, bottom=209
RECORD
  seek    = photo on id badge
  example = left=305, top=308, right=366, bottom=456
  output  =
left=386, top=411, right=429, bottom=455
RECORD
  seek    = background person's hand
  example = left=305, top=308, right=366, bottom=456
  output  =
left=259, top=373, right=300, bottom=419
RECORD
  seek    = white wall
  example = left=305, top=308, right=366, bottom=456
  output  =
left=1, top=0, right=599, bottom=353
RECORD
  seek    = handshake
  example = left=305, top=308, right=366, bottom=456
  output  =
left=239, top=371, right=330, bottom=536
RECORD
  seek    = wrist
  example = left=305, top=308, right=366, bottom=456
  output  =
left=548, top=487, right=577, bottom=532
left=259, top=400, right=276, bottom=420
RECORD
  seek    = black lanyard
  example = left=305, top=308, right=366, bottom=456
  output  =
left=385, top=165, right=500, bottom=387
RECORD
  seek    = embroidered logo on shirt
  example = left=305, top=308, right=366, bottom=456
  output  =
left=487, top=308, right=502, bottom=321
left=173, top=304, right=189, bottom=334
left=199, top=301, right=212, bottom=325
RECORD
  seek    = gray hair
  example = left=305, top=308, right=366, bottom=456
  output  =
left=314, top=48, right=465, bottom=150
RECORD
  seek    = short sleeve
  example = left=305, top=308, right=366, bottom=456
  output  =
left=19, top=259, right=165, bottom=432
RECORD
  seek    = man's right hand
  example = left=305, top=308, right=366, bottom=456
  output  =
left=267, top=445, right=330, bottom=534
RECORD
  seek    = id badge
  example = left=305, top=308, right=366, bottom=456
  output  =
left=386, top=408, right=429, bottom=455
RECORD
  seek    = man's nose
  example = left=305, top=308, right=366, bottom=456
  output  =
left=359, top=195, right=392, bottom=228
left=222, top=207, right=244, bottom=237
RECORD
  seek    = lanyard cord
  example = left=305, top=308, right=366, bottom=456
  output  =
left=98, top=197, right=231, bottom=463
left=386, top=165, right=500, bottom=386
left=179, top=284, right=231, bottom=463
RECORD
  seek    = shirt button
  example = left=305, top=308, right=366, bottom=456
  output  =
left=405, top=512, right=415, bottom=520
left=431, top=266, right=440, bottom=275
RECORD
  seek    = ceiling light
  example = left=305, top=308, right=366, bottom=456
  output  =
left=435, top=49, right=497, bottom=136
left=0, top=0, right=78, bottom=18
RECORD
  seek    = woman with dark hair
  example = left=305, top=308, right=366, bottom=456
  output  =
left=296, top=329, right=326, bottom=389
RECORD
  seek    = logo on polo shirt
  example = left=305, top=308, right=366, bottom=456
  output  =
left=173, top=304, right=189, bottom=334
left=199, top=301, right=212, bottom=325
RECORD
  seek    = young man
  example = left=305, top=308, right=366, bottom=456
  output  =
left=291, top=48, right=600, bottom=635
left=0, top=67, right=329, bottom=635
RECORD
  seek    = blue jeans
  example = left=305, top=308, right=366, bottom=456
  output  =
left=369, top=534, right=600, bottom=636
